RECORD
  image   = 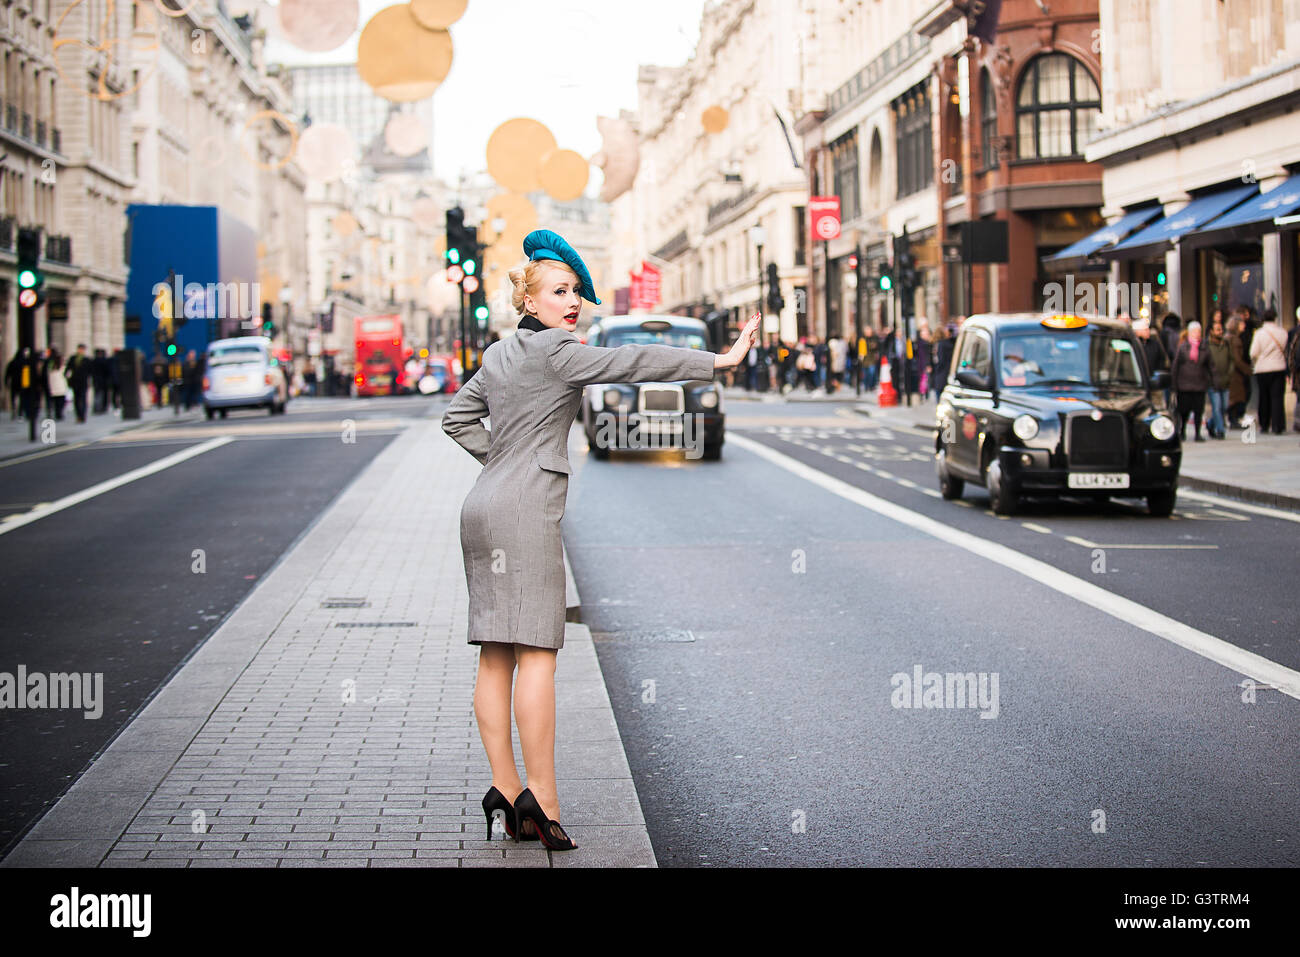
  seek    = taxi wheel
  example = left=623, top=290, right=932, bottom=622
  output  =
left=218, top=409, right=227, bottom=419
left=936, top=447, right=964, bottom=499
left=986, top=459, right=1018, bottom=515
left=702, top=442, right=722, bottom=461
left=1147, top=488, right=1177, bottom=517
left=588, top=436, right=610, bottom=460
left=204, top=406, right=214, bottom=421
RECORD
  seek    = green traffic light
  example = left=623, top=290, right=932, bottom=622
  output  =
left=474, top=305, right=489, bottom=321
left=463, top=260, right=476, bottom=276
left=879, top=276, right=892, bottom=291
left=1156, top=271, right=1166, bottom=286
left=18, top=269, right=37, bottom=289
left=447, top=248, right=461, bottom=265
left=167, top=343, right=177, bottom=356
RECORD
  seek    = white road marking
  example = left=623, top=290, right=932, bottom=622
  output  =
left=730, top=433, right=1300, bottom=700
left=1065, top=535, right=1097, bottom=547
left=1021, top=523, right=1053, bottom=534
left=921, top=489, right=943, bottom=498
left=1179, top=488, right=1300, bottom=525
left=0, top=437, right=233, bottom=537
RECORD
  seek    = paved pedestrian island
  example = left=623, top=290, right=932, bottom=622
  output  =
left=2, top=419, right=655, bottom=868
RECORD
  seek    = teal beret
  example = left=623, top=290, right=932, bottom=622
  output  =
left=523, top=229, right=601, bottom=305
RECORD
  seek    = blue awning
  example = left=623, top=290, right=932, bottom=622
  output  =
left=1104, top=185, right=1257, bottom=258
left=1185, top=173, right=1300, bottom=241
left=1044, top=206, right=1163, bottom=263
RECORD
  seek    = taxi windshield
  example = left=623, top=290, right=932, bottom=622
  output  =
left=207, top=344, right=265, bottom=367
left=998, top=332, right=1143, bottom=389
left=603, top=329, right=707, bottom=350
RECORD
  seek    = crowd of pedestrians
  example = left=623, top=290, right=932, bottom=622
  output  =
left=723, top=317, right=965, bottom=401
left=4, top=344, right=128, bottom=441
left=1133, top=304, right=1299, bottom=439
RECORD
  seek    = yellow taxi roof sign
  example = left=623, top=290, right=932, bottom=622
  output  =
left=1042, top=315, right=1088, bottom=329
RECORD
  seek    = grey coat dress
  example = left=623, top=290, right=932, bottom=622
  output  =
left=441, top=325, right=717, bottom=650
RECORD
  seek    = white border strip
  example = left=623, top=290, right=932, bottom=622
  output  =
left=729, top=433, right=1300, bottom=700
left=0, top=437, right=233, bottom=537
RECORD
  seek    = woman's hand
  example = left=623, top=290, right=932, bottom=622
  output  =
left=716, top=313, right=762, bottom=369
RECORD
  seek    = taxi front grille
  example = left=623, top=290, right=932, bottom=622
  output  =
left=639, top=385, right=684, bottom=414
left=1066, top=412, right=1127, bottom=468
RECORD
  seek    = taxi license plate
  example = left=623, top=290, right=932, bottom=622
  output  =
left=1068, top=472, right=1129, bottom=489
left=225, top=375, right=247, bottom=385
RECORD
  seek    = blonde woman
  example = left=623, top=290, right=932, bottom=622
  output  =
left=442, top=229, right=759, bottom=850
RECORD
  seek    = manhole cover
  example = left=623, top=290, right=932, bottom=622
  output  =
left=322, top=597, right=370, bottom=608
left=334, top=621, right=419, bottom=628
left=592, top=629, right=696, bottom=643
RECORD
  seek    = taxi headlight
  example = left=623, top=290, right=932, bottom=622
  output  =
left=603, top=388, right=626, bottom=411
left=1012, top=414, right=1039, bottom=441
left=1150, top=414, right=1176, bottom=441
left=698, top=388, right=718, bottom=409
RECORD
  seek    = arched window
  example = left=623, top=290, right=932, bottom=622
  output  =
left=1015, top=54, right=1100, bottom=160
left=980, top=69, right=999, bottom=169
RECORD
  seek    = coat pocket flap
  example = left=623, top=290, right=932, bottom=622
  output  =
left=535, top=452, right=571, bottom=474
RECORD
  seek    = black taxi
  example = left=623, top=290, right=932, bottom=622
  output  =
left=934, top=313, right=1181, bottom=516
left=578, top=315, right=725, bottom=460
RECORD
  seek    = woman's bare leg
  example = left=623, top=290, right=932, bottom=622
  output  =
left=514, top=645, right=562, bottom=820
left=474, top=642, right=523, bottom=800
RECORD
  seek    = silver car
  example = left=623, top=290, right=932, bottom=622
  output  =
left=203, top=336, right=288, bottom=419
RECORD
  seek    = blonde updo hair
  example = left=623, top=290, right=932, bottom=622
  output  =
left=510, top=259, right=579, bottom=316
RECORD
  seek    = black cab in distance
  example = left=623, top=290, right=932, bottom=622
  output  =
left=934, top=314, right=1181, bottom=516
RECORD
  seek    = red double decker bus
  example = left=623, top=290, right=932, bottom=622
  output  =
left=354, top=314, right=405, bottom=397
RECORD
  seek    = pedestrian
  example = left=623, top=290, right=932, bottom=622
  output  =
left=1132, top=317, right=1169, bottom=393
left=828, top=334, right=847, bottom=393
left=91, top=348, right=110, bottom=413
left=4, top=348, right=23, bottom=418
left=744, top=331, right=759, bottom=391
left=862, top=327, right=880, bottom=391
left=813, top=336, right=828, bottom=391
left=916, top=319, right=933, bottom=400
left=441, top=228, right=759, bottom=851
left=1288, top=307, right=1300, bottom=433
left=45, top=348, right=69, bottom=420
left=1159, top=313, right=1181, bottom=407
left=1225, top=316, right=1252, bottom=427
left=1249, top=307, right=1289, bottom=435
left=796, top=338, right=816, bottom=391
left=66, top=343, right=93, bottom=423
left=150, top=351, right=167, bottom=408
left=182, top=350, right=202, bottom=409
left=1171, top=319, right=1211, bottom=441
left=17, top=346, right=43, bottom=441
left=1204, top=311, right=1231, bottom=439
left=931, top=322, right=954, bottom=398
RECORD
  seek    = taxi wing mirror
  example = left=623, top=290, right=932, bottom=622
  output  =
left=956, top=368, right=990, bottom=391
left=1149, top=370, right=1169, bottom=391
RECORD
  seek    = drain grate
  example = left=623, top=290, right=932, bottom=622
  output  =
left=334, top=621, right=419, bottom=628
left=321, top=597, right=370, bottom=608
left=592, top=629, right=696, bottom=643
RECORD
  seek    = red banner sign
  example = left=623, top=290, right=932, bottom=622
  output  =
left=810, top=196, right=841, bottom=241
left=629, top=262, right=662, bottom=310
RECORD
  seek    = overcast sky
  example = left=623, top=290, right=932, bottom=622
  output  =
left=262, top=0, right=707, bottom=190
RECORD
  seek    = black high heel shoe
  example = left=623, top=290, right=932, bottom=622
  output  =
left=480, top=787, right=540, bottom=841
left=482, top=786, right=516, bottom=841
left=512, top=788, right=578, bottom=851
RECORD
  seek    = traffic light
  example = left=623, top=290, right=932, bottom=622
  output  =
left=446, top=206, right=467, bottom=268
left=261, top=301, right=275, bottom=337
left=470, top=283, right=488, bottom=326
left=16, top=227, right=45, bottom=310
left=878, top=261, right=893, bottom=292
left=766, top=262, right=784, bottom=312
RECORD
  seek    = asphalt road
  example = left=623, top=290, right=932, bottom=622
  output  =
left=562, top=401, right=1300, bottom=867
left=0, top=395, right=420, bottom=857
